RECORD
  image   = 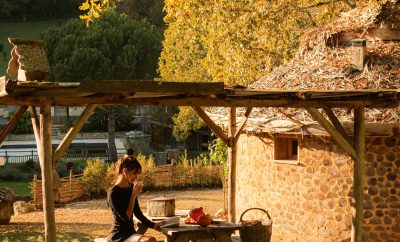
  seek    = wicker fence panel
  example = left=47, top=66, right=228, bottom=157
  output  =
left=30, top=174, right=87, bottom=209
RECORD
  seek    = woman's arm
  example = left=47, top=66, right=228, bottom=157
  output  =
left=133, top=198, right=155, bottom=228
left=126, top=183, right=142, bottom=219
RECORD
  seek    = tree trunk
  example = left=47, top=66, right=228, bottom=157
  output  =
left=108, top=107, right=118, bottom=162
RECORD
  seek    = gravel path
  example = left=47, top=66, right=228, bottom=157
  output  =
left=1, top=188, right=224, bottom=241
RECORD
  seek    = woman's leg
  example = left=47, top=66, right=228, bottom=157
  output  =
left=124, top=234, right=157, bottom=242
left=138, top=236, right=157, bottom=242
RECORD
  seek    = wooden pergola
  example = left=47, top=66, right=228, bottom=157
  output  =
left=0, top=79, right=399, bottom=242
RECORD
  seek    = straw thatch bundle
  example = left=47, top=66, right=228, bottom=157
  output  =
left=208, top=1, right=400, bottom=135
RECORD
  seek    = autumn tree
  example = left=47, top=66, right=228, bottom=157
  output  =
left=43, top=11, right=162, bottom=162
left=159, top=0, right=384, bottom=138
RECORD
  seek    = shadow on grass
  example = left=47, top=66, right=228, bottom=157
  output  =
left=0, top=222, right=95, bottom=242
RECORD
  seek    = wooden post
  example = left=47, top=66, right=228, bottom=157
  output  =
left=228, top=107, right=236, bottom=223
left=39, top=104, right=56, bottom=242
left=33, top=174, right=37, bottom=209
left=352, top=39, right=366, bottom=71
left=352, top=106, right=365, bottom=242
left=70, top=169, right=73, bottom=191
left=29, top=106, right=42, bottom=156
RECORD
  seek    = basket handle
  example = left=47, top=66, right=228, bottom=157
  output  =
left=239, top=207, right=272, bottom=223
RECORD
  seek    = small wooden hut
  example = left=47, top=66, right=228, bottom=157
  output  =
left=7, top=38, right=50, bottom=82
left=208, top=2, right=400, bottom=241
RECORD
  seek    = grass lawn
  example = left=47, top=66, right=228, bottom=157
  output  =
left=0, top=180, right=31, bottom=196
left=0, top=19, right=69, bottom=75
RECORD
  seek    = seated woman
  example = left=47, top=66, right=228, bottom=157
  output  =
left=107, top=156, right=164, bottom=242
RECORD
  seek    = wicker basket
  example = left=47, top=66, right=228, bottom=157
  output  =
left=239, top=208, right=272, bottom=242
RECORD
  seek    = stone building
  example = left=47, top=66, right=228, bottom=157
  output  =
left=209, top=2, right=400, bottom=241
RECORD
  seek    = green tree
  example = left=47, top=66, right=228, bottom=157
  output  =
left=43, top=11, right=162, bottom=162
left=116, top=0, right=166, bottom=30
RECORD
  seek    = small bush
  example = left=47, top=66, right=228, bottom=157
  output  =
left=81, top=158, right=114, bottom=197
left=0, top=166, right=27, bottom=181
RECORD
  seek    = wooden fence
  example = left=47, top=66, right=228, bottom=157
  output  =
left=30, top=172, right=87, bottom=209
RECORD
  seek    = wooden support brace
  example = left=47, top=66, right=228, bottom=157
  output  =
left=191, top=106, right=229, bottom=145
left=323, top=107, right=353, bottom=145
left=29, top=106, right=42, bottom=155
left=0, top=106, right=28, bottom=145
left=307, top=108, right=356, bottom=160
left=233, top=107, right=252, bottom=144
left=53, top=104, right=97, bottom=166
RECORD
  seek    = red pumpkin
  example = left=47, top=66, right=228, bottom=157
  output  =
left=189, top=207, right=204, bottom=221
left=196, top=213, right=212, bottom=228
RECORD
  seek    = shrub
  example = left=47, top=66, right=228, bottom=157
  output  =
left=81, top=158, right=114, bottom=197
left=0, top=166, right=27, bottom=181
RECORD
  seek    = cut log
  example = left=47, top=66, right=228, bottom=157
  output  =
left=147, top=198, right=175, bottom=217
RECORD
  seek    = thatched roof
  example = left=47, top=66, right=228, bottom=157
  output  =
left=7, top=38, right=50, bottom=80
left=208, top=1, right=400, bottom=136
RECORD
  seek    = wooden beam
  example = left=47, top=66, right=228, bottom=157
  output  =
left=0, top=106, right=27, bottom=145
left=228, top=107, right=236, bottom=223
left=352, top=106, right=365, bottom=242
left=0, top=95, right=397, bottom=109
left=79, top=80, right=225, bottom=94
left=52, top=104, right=96, bottom=166
left=323, top=107, right=353, bottom=145
left=233, top=107, right=252, bottom=144
left=29, top=106, right=42, bottom=156
left=191, top=106, right=229, bottom=145
left=39, top=104, right=56, bottom=242
left=307, top=108, right=356, bottom=160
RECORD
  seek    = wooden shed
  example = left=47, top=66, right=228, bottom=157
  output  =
left=208, top=2, right=400, bottom=241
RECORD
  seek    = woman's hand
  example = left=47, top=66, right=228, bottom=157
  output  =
left=132, top=182, right=143, bottom=197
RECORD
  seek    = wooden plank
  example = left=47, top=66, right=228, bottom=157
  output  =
left=191, top=106, right=229, bottom=145
left=39, top=103, right=56, bottom=242
left=307, top=108, right=356, bottom=160
left=323, top=107, right=353, bottom=145
left=0, top=106, right=28, bottom=145
left=79, top=80, right=225, bottom=94
left=29, top=106, right=42, bottom=156
left=352, top=106, right=365, bottom=242
left=228, top=107, right=236, bottom=223
left=52, top=104, right=96, bottom=166
left=234, top=107, right=252, bottom=144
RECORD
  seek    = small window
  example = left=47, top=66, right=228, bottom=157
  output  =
left=274, top=136, right=299, bottom=164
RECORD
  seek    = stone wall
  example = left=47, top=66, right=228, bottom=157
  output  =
left=235, top=133, right=399, bottom=242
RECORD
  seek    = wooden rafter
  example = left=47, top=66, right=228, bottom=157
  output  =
left=233, top=107, right=252, bottom=144
left=306, top=108, right=356, bottom=160
left=52, top=104, right=97, bottom=166
left=191, top=106, right=229, bottom=145
left=0, top=106, right=27, bottom=145
left=323, top=107, right=352, bottom=144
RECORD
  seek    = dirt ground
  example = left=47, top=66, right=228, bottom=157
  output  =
left=0, top=188, right=225, bottom=242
